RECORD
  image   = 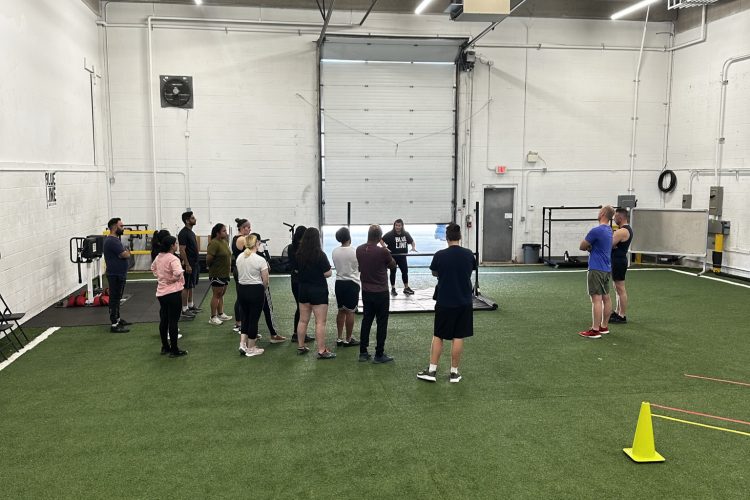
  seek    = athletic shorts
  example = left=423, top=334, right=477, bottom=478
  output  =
left=587, top=270, right=611, bottom=296
left=210, top=276, right=230, bottom=288
left=335, top=280, right=360, bottom=311
left=612, top=259, right=628, bottom=282
left=434, top=304, right=474, bottom=340
left=184, top=264, right=200, bottom=290
left=298, top=283, right=329, bottom=306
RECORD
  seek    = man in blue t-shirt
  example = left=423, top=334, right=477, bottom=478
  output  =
left=578, top=205, right=615, bottom=339
left=103, top=217, right=131, bottom=333
left=417, top=223, right=476, bottom=383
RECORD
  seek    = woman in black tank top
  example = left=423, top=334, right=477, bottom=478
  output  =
left=232, top=219, right=252, bottom=332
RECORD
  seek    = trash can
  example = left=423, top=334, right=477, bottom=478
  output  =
left=522, top=243, right=541, bottom=264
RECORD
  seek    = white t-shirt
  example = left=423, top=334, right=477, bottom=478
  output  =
left=235, top=252, right=268, bottom=285
left=332, top=246, right=360, bottom=285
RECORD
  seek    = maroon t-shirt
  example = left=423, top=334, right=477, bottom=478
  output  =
left=356, top=243, right=394, bottom=293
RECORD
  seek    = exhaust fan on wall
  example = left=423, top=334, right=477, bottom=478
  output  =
left=447, top=0, right=511, bottom=22
left=160, top=75, right=193, bottom=109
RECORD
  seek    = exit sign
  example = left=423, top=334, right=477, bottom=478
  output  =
left=495, top=165, right=507, bottom=174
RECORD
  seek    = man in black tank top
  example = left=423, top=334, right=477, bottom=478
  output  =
left=610, top=208, right=633, bottom=323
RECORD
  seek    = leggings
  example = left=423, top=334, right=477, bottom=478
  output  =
left=389, top=255, right=409, bottom=287
left=235, top=279, right=278, bottom=336
left=157, top=290, right=182, bottom=351
left=291, top=279, right=301, bottom=334
left=107, top=274, right=127, bottom=325
left=237, top=283, right=265, bottom=339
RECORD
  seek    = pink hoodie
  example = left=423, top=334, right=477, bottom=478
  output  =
left=151, top=253, right=185, bottom=297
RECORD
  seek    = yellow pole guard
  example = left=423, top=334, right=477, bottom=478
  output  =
left=712, top=233, right=724, bottom=273
left=102, top=230, right=155, bottom=236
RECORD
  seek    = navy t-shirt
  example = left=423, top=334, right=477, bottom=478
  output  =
left=585, top=224, right=613, bottom=272
left=297, top=252, right=331, bottom=288
left=178, top=227, right=199, bottom=265
left=103, top=235, right=128, bottom=277
left=430, top=245, right=476, bottom=307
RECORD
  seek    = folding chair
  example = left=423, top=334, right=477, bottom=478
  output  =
left=0, top=292, right=28, bottom=344
left=0, top=321, right=20, bottom=359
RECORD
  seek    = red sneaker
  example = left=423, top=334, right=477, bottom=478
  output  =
left=599, top=326, right=610, bottom=335
left=578, top=329, right=602, bottom=339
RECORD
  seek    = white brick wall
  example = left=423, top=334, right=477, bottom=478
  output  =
left=0, top=0, right=108, bottom=321
left=669, top=9, right=750, bottom=277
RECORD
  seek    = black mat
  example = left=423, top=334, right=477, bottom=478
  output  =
left=25, top=280, right=211, bottom=328
left=357, top=287, right=498, bottom=314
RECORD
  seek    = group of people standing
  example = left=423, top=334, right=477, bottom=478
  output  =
left=102, top=214, right=477, bottom=381
left=578, top=206, right=633, bottom=339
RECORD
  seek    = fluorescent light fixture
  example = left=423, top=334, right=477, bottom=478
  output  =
left=611, top=0, right=659, bottom=20
left=415, top=0, right=434, bottom=15
left=195, top=0, right=203, bottom=5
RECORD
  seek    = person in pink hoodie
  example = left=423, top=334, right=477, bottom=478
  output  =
left=151, top=234, right=187, bottom=357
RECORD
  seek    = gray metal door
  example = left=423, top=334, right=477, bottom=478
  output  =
left=483, top=188, right=514, bottom=262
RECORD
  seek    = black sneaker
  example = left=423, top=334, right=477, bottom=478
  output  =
left=373, top=354, right=394, bottom=364
left=449, top=372, right=462, bottom=383
left=188, top=306, right=202, bottom=313
left=118, top=319, right=132, bottom=326
left=610, top=314, right=627, bottom=324
left=403, top=287, right=415, bottom=295
left=180, top=310, right=196, bottom=320
left=169, top=349, right=188, bottom=358
left=336, top=338, right=344, bottom=346
left=110, top=325, right=129, bottom=333
left=291, top=334, right=314, bottom=343
left=358, top=352, right=372, bottom=362
left=160, top=346, right=170, bottom=355
left=417, top=368, right=437, bottom=382
left=317, top=350, right=336, bottom=360
left=343, top=337, right=360, bottom=347
left=390, top=287, right=398, bottom=297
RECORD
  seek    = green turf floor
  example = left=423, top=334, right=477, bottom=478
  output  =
left=1, top=268, right=748, bottom=499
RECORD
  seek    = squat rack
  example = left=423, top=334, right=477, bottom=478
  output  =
left=541, top=206, right=602, bottom=268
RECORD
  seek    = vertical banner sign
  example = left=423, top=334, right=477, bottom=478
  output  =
left=46, top=171, right=57, bottom=208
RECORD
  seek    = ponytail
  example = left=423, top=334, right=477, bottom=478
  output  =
left=242, top=234, right=258, bottom=258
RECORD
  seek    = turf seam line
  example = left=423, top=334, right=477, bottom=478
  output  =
left=684, top=373, right=750, bottom=388
left=651, top=403, right=750, bottom=427
left=0, top=327, right=60, bottom=373
left=652, top=414, right=750, bottom=437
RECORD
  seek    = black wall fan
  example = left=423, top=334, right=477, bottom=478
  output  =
left=160, top=75, right=193, bottom=108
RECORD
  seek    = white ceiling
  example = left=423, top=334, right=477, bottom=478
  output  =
left=101, top=0, right=679, bottom=22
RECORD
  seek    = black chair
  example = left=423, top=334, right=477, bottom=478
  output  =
left=0, top=321, right=20, bottom=360
left=0, top=291, right=29, bottom=344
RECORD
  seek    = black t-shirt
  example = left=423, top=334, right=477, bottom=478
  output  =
left=430, top=246, right=476, bottom=307
left=289, top=243, right=301, bottom=282
left=297, top=252, right=331, bottom=288
left=103, top=235, right=128, bottom=277
left=382, top=230, right=413, bottom=255
left=178, top=227, right=198, bottom=265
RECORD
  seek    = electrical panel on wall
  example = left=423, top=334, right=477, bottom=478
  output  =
left=160, top=75, right=194, bottom=109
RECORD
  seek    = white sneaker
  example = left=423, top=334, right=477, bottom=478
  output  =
left=209, top=316, right=223, bottom=325
left=177, top=333, right=183, bottom=340
left=232, top=326, right=240, bottom=334
left=246, top=346, right=264, bottom=357
left=217, top=313, right=232, bottom=321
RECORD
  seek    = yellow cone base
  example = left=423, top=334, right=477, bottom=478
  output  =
left=623, top=447, right=665, bottom=463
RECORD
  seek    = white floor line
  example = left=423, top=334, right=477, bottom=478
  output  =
left=699, top=275, right=750, bottom=290
left=668, top=268, right=701, bottom=277
left=0, top=327, right=60, bottom=373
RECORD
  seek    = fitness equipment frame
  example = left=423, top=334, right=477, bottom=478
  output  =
left=541, top=206, right=602, bottom=268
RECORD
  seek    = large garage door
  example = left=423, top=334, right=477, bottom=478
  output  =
left=320, top=36, right=464, bottom=225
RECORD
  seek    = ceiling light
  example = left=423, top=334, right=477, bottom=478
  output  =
left=611, top=0, right=659, bottom=20
left=415, top=0, right=434, bottom=15
left=195, top=0, right=203, bottom=5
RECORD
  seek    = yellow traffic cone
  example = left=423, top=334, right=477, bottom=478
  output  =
left=623, top=402, right=666, bottom=463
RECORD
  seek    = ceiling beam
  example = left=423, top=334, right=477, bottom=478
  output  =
left=317, top=0, right=336, bottom=47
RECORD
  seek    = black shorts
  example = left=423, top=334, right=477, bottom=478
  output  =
left=210, top=276, right=230, bottom=288
left=184, top=264, right=200, bottom=290
left=434, top=304, right=474, bottom=340
left=335, top=280, right=360, bottom=311
left=298, top=283, right=329, bottom=306
left=612, top=259, right=628, bottom=282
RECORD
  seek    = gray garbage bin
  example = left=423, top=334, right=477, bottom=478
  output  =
left=522, top=243, right=541, bottom=264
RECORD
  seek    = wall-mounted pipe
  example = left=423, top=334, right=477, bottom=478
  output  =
left=714, top=53, right=750, bottom=185
left=689, top=168, right=750, bottom=194
left=666, top=6, right=706, bottom=52
left=627, top=5, right=651, bottom=194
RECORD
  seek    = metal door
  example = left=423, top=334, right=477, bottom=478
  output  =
left=483, top=188, right=514, bottom=262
